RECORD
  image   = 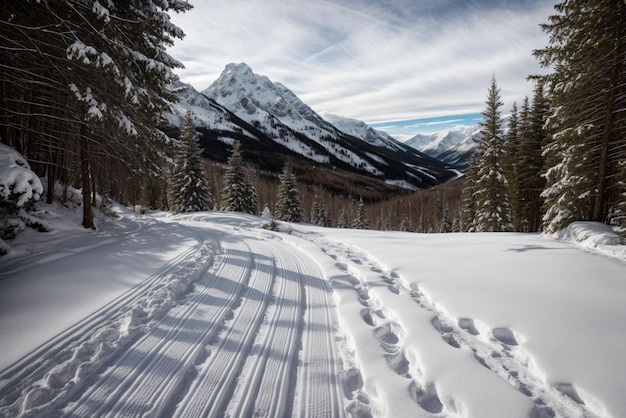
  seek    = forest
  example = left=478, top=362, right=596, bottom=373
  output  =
left=1, top=1, right=625, bottom=239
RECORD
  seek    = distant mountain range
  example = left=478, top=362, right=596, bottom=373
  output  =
left=164, top=63, right=461, bottom=191
left=405, top=126, right=480, bottom=168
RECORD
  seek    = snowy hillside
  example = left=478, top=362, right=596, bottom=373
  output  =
left=322, top=113, right=405, bottom=152
left=203, top=63, right=339, bottom=143
left=164, top=63, right=458, bottom=190
left=405, top=125, right=480, bottom=168
left=1, top=205, right=625, bottom=417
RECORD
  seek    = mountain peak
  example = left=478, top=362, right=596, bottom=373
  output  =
left=223, top=62, right=254, bottom=75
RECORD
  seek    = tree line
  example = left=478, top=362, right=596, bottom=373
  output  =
left=461, top=0, right=626, bottom=233
left=0, top=0, right=191, bottom=228
left=2, top=1, right=624, bottom=236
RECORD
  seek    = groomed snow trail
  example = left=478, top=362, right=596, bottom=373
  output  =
left=0, top=217, right=345, bottom=418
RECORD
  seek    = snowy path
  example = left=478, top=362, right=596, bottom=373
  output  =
left=2, top=210, right=625, bottom=417
left=0, top=216, right=345, bottom=417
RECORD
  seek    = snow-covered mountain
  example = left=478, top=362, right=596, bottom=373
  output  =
left=405, top=126, right=480, bottom=168
left=165, top=63, right=459, bottom=190
left=322, top=113, right=405, bottom=152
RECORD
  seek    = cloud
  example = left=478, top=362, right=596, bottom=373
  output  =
left=167, top=0, right=555, bottom=134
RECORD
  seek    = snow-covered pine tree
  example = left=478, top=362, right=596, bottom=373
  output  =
left=504, top=101, right=522, bottom=231
left=440, top=206, right=452, bottom=233
left=460, top=151, right=480, bottom=232
left=337, top=207, right=348, bottom=228
left=535, top=0, right=626, bottom=232
left=0, top=1, right=192, bottom=228
left=169, top=112, right=212, bottom=214
left=221, top=141, right=258, bottom=214
left=400, top=217, right=412, bottom=232
left=275, top=164, right=304, bottom=222
left=351, top=197, right=370, bottom=229
left=310, top=194, right=332, bottom=227
left=473, top=75, right=512, bottom=232
left=516, top=84, right=548, bottom=232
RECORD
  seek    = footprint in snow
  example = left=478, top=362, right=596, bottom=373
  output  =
left=491, top=327, right=519, bottom=346
left=409, top=380, right=444, bottom=414
left=458, top=317, right=480, bottom=335
left=360, top=308, right=385, bottom=327
left=431, top=316, right=462, bottom=349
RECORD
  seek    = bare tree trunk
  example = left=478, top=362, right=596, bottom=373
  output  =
left=80, top=128, right=94, bottom=229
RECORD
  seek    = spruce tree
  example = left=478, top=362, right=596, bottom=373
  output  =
left=310, top=194, right=331, bottom=227
left=460, top=151, right=480, bottom=232
left=351, top=197, right=370, bottom=229
left=169, top=112, right=212, bottom=214
left=0, top=1, right=192, bottom=228
left=440, top=206, right=452, bottom=233
left=337, top=208, right=349, bottom=228
left=516, top=84, right=548, bottom=232
left=473, top=75, right=512, bottom=232
left=275, top=164, right=304, bottom=222
left=504, top=102, right=522, bottom=231
left=221, top=142, right=258, bottom=214
left=535, top=0, right=626, bottom=232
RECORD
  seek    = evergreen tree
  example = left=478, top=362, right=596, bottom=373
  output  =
left=337, top=207, right=349, bottom=228
left=517, top=84, right=548, bottom=232
left=310, top=194, right=332, bottom=227
left=275, top=164, right=304, bottom=222
left=535, top=0, right=626, bottom=232
left=351, top=197, right=370, bottom=229
left=169, top=112, right=212, bottom=214
left=440, top=206, right=452, bottom=233
left=221, top=142, right=258, bottom=214
left=504, top=101, right=522, bottom=231
left=473, top=75, right=512, bottom=232
left=460, top=151, right=480, bottom=232
left=400, top=217, right=412, bottom=232
left=0, top=1, right=191, bottom=227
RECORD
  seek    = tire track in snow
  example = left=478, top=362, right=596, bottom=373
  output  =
left=61, top=237, right=253, bottom=417
left=303, top=233, right=603, bottom=418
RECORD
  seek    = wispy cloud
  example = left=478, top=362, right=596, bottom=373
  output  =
left=168, top=0, right=555, bottom=135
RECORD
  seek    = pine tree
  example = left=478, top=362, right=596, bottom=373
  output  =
left=221, top=142, right=258, bottom=214
left=473, top=75, right=512, bottom=232
left=337, top=207, right=349, bottom=228
left=351, top=197, right=370, bottom=229
left=460, top=151, right=480, bottom=232
left=169, top=112, right=212, bottom=214
left=400, top=217, right=412, bottom=232
left=275, top=164, right=304, bottom=222
left=310, top=194, right=331, bottom=227
left=504, top=101, right=522, bottom=231
left=535, top=0, right=626, bottom=232
left=440, top=206, right=452, bottom=233
left=0, top=1, right=192, bottom=228
left=516, top=84, right=548, bottom=232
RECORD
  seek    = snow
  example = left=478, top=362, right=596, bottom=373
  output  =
left=1, top=205, right=625, bottom=417
left=0, top=143, right=43, bottom=207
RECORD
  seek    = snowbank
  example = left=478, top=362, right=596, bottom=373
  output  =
left=552, top=221, right=626, bottom=260
left=0, top=143, right=43, bottom=207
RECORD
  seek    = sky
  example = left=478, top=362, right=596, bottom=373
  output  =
left=167, top=0, right=556, bottom=138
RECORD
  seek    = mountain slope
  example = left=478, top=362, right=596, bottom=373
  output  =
left=405, top=126, right=479, bottom=168
left=172, top=62, right=459, bottom=190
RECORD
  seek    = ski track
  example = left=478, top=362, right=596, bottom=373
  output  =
left=0, top=234, right=216, bottom=418
left=295, top=231, right=604, bottom=418
left=1, top=221, right=346, bottom=417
